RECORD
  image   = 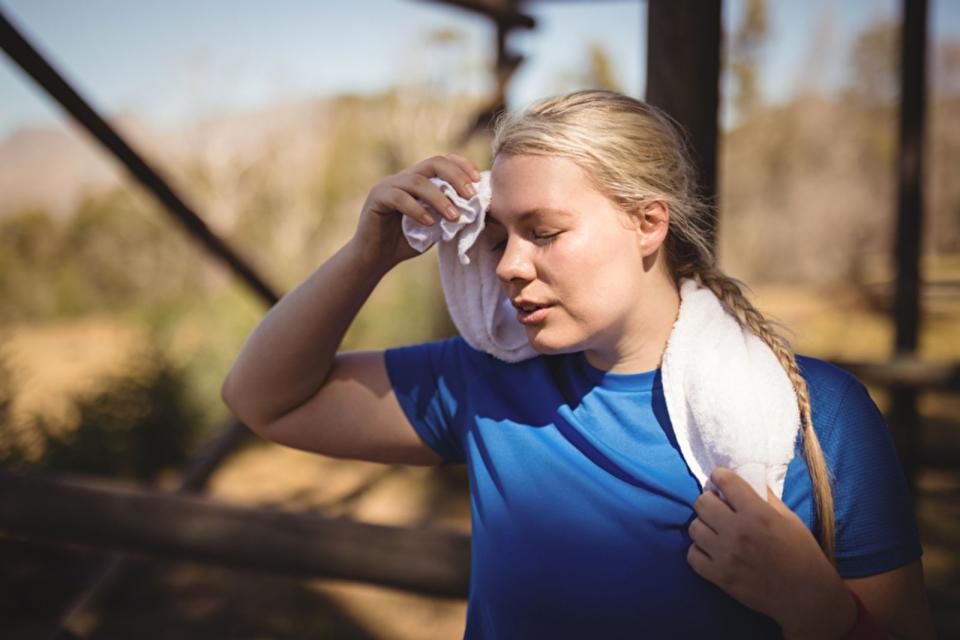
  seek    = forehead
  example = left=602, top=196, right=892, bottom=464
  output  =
left=485, top=207, right=574, bottom=226
left=488, top=154, right=594, bottom=225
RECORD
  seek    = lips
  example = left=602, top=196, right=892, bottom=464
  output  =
left=512, top=299, right=552, bottom=311
left=517, top=304, right=552, bottom=325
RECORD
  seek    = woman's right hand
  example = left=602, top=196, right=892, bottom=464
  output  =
left=350, top=153, right=482, bottom=271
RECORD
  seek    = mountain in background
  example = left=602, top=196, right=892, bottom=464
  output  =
left=0, top=98, right=335, bottom=225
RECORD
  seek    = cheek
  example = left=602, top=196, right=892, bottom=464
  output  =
left=548, top=236, right=627, bottom=310
left=563, top=229, right=634, bottom=281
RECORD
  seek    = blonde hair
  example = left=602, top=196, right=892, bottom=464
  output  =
left=490, top=89, right=837, bottom=563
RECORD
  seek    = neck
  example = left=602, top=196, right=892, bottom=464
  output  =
left=583, top=274, right=680, bottom=374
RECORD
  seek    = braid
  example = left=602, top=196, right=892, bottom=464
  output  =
left=676, top=261, right=838, bottom=564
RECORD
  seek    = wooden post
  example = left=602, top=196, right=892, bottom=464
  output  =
left=891, top=0, right=928, bottom=490
left=645, top=0, right=722, bottom=250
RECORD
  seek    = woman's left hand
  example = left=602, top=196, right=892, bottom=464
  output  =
left=686, top=467, right=857, bottom=639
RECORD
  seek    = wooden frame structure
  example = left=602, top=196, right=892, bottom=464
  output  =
left=0, top=1, right=951, bottom=637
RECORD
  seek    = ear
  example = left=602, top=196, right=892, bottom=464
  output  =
left=635, top=200, right=670, bottom=256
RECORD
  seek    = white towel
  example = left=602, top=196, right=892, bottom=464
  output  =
left=660, top=279, right=802, bottom=501
left=402, top=170, right=539, bottom=362
left=402, top=171, right=801, bottom=501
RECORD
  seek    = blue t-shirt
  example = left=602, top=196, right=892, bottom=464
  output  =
left=383, top=336, right=922, bottom=639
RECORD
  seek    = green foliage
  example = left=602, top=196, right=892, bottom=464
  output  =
left=0, top=341, right=204, bottom=482
left=0, top=208, right=62, bottom=322
left=0, top=187, right=207, bottom=322
left=0, top=332, right=12, bottom=432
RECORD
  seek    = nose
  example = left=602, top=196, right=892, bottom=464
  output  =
left=495, top=237, right=536, bottom=286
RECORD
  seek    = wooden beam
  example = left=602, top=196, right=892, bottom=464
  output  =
left=0, top=470, right=471, bottom=598
left=893, top=0, right=928, bottom=355
left=417, top=0, right=535, bottom=29
left=890, top=0, right=929, bottom=490
left=645, top=0, right=722, bottom=250
left=830, top=357, right=960, bottom=391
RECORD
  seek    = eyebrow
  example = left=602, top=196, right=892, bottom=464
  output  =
left=485, top=207, right=574, bottom=226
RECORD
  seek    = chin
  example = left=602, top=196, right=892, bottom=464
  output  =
left=525, top=328, right=582, bottom=355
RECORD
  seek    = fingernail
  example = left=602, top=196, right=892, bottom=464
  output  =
left=465, top=184, right=476, bottom=197
left=447, top=206, right=460, bottom=221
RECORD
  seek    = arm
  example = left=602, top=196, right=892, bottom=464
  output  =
left=221, top=154, right=481, bottom=459
left=845, top=560, right=936, bottom=640
left=220, top=239, right=390, bottom=431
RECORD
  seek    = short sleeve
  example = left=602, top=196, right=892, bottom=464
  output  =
left=826, top=378, right=924, bottom=577
left=383, top=337, right=468, bottom=465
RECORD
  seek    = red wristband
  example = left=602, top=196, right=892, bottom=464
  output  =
left=841, top=589, right=886, bottom=639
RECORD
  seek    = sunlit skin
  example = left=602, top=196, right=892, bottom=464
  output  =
left=482, top=152, right=934, bottom=638
left=486, top=152, right=679, bottom=375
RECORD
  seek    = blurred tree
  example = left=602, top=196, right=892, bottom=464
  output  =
left=796, top=5, right=838, bottom=97
left=0, top=332, right=14, bottom=450
left=729, top=0, right=768, bottom=122
left=0, top=208, right=61, bottom=321
left=848, top=20, right=900, bottom=107
left=551, top=42, right=621, bottom=95
left=586, top=43, right=621, bottom=92
left=419, top=27, right=471, bottom=99
left=843, top=20, right=899, bottom=183
left=53, top=187, right=206, bottom=317
left=935, top=39, right=960, bottom=97
left=2, top=341, right=202, bottom=482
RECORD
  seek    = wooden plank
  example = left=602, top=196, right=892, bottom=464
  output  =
left=0, top=470, right=471, bottom=598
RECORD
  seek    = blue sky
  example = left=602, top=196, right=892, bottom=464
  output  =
left=1, top=0, right=958, bottom=139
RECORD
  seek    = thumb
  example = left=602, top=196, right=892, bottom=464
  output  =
left=766, top=486, right=792, bottom=515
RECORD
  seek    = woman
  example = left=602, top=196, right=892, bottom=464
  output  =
left=221, top=90, right=935, bottom=638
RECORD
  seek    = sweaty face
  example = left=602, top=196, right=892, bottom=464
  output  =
left=486, top=153, right=648, bottom=355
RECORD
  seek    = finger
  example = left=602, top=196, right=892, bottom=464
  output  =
left=709, top=467, right=764, bottom=514
left=686, top=543, right=716, bottom=581
left=399, top=173, right=460, bottom=221
left=412, top=155, right=478, bottom=201
left=387, top=186, right=436, bottom=226
left=445, top=152, right=483, bottom=181
left=688, top=516, right=720, bottom=550
left=692, top=489, right=737, bottom=534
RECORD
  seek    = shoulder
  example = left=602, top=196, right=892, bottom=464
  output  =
left=784, top=356, right=922, bottom=577
left=794, top=354, right=869, bottom=443
left=797, top=355, right=892, bottom=459
left=795, top=354, right=860, bottom=402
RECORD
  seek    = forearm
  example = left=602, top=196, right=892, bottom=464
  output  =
left=779, top=586, right=858, bottom=639
left=221, top=239, right=392, bottom=428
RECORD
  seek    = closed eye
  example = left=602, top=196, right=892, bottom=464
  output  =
left=492, top=231, right=560, bottom=252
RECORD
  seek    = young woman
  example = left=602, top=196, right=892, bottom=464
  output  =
left=221, top=90, right=936, bottom=638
